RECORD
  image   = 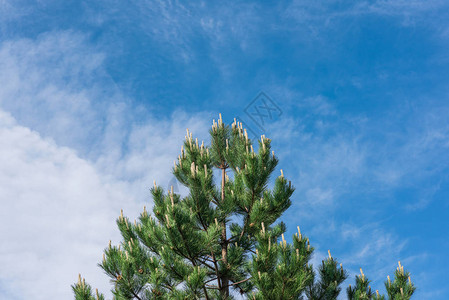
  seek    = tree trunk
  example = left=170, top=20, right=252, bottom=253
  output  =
left=220, top=166, right=229, bottom=298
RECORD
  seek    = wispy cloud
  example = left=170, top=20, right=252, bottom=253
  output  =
left=286, top=0, right=449, bottom=24
left=405, top=183, right=441, bottom=211
left=267, top=92, right=449, bottom=216
left=266, top=93, right=448, bottom=296
left=0, top=30, right=109, bottom=153
left=265, top=101, right=366, bottom=215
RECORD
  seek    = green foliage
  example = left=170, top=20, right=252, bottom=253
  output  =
left=72, top=274, right=105, bottom=300
left=73, top=115, right=416, bottom=299
left=306, top=251, right=348, bottom=300
left=346, top=262, right=415, bottom=300
left=346, top=269, right=376, bottom=300
left=384, top=262, right=416, bottom=300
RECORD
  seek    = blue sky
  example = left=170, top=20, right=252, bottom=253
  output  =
left=1, top=1, right=448, bottom=299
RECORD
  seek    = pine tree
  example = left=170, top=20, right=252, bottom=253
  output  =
left=73, top=114, right=416, bottom=300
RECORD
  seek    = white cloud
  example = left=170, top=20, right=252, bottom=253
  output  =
left=0, top=30, right=212, bottom=299
left=95, top=108, right=211, bottom=203
left=0, top=109, right=125, bottom=299
left=0, top=107, right=211, bottom=299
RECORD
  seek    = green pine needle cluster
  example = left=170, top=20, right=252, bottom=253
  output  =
left=73, top=115, right=416, bottom=300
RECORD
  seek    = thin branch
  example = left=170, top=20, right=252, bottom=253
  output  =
left=204, top=277, right=218, bottom=284
left=220, top=164, right=229, bottom=298
left=210, top=251, right=222, bottom=290
left=131, top=291, right=143, bottom=300
left=205, top=284, right=220, bottom=290
left=225, top=277, right=251, bottom=288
